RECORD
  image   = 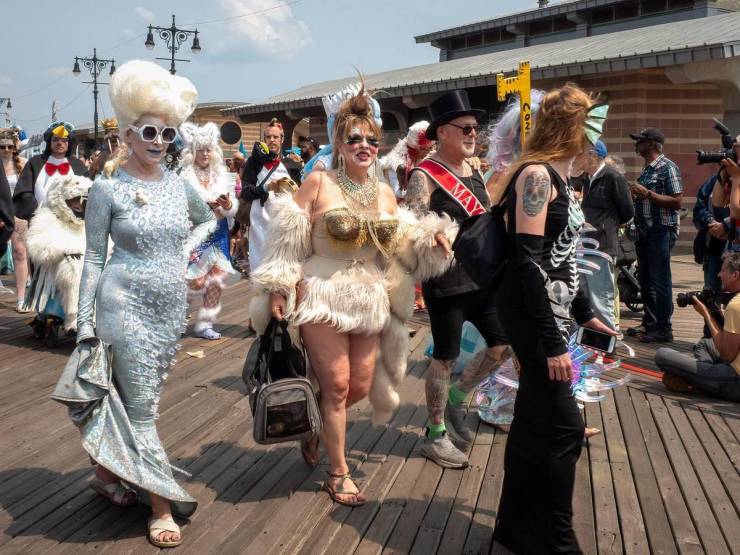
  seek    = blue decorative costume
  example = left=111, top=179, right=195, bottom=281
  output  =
left=77, top=168, right=216, bottom=516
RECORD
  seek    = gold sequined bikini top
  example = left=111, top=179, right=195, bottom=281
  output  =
left=323, top=207, right=400, bottom=256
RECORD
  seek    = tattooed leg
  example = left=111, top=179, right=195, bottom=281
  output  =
left=456, top=345, right=513, bottom=394
left=426, top=358, right=454, bottom=426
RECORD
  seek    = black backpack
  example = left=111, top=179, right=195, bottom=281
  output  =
left=242, top=319, right=321, bottom=444
left=451, top=206, right=509, bottom=289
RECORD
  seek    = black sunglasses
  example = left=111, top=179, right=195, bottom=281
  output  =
left=346, top=134, right=380, bottom=148
left=447, top=123, right=480, bottom=136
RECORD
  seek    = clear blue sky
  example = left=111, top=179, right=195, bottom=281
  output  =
left=2, top=0, right=523, bottom=134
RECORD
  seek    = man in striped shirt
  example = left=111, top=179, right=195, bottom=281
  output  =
left=627, top=127, right=683, bottom=343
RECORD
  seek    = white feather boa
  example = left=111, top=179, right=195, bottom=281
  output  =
left=249, top=194, right=458, bottom=424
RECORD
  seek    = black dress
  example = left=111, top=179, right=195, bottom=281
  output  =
left=494, top=162, right=592, bottom=554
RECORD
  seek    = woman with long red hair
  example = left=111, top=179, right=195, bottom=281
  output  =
left=493, top=84, right=616, bottom=553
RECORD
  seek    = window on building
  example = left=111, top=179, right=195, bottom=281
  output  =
left=529, top=19, right=553, bottom=36
left=467, top=33, right=482, bottom=47
left=641, top=0, right=667, bottom=14
left=380, top=112, right=400, bottom=132
left=615, top=1, right=640, bottom=19
left=591, top=7, right=615, bottom=24
left=450, top=37, right=466, bottom=50
left=483, top=29, right=500, bottom=43
left=552, top=16, right=577, bottom=32
left=669, top=0, right=694, bottom=9
left=501, top=28, right=517, bottom=41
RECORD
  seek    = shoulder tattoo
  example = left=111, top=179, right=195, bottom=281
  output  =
left=405, top=170, right=431, bottom=215
left=522, top=170, right=550, bottom=217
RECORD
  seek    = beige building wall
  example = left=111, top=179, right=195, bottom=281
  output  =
left=191, top=106, right=309, bottom=158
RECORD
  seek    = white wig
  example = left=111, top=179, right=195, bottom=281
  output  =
left=487, top=89, right=545, bottom=175
left=109, top=60, right=198, bottom=130
left=178, top=122, right=225, bottom=175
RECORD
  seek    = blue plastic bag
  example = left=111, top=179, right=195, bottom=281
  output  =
left=424, top=321, right=487, bottom=375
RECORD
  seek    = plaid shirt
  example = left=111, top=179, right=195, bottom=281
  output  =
left=634, top=154, right=683, bottom=233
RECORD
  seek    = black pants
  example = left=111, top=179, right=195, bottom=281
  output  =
left=494, top=293, right=584, bottom=553
left=424, top=288, right=508, bottom=360
left=635, top=224, right=677, bottom=332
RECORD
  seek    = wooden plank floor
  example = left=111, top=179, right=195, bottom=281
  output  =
left=0, top=255, right=738, bottom=554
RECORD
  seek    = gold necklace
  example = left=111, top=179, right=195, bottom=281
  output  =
left=336, top=164, right=378, bottom=208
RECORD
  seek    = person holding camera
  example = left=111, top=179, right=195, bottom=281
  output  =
left=693, top=167, right=730, bottom=292
left=627, top=127, right=683, bottom=343
left=655, top=251, right=740, bottom=402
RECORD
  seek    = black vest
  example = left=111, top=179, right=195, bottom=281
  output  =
left=418, top=168, right=491, bottom=298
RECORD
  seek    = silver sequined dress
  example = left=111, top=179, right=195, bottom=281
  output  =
left=77, top=168, right=216, bottom=517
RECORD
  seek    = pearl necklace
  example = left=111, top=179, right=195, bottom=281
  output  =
left=194, top=166, right=210, bottom=188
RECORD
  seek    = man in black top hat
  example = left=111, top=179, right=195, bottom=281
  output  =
left=406, top=90, right=511, bottom=469
left=627, top=127, right=683, bottom=343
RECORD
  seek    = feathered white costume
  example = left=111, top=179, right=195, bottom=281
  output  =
left=249, top=193, right=458, bottom=423
left=179, top=121, right=238, bottom=338
left=25, top=174, right=92, bottom=331
left=379, top=121, right=432, bottom=200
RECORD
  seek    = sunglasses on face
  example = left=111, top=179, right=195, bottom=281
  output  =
left=346, top=134, right=380, bottom=148
left=129, top=124, right=177, bottom=143
left=0, top=145, right=14, bottom=150
left=447, top=123, right=479, bottom=136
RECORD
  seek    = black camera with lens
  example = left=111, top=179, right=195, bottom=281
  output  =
left=696, top=119, right=737, bottom=165
left=676, top=288, right=734, bottom=308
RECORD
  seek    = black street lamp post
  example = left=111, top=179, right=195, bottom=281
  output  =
left=0, top=97, right=11, bottom=126
left=73, top=48, right=115, bottom=143
left=145, top=14, right=201, bottom=75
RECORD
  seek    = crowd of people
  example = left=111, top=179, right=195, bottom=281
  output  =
left=0, top=57, right=739, bottom=553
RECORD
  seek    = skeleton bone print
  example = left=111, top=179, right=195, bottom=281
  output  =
left=546, top=183, right=585, bottom=310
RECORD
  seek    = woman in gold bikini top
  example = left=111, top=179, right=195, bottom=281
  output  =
left=250, top=84, right=456, bottom=508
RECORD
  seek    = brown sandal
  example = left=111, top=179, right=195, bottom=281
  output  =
left=322, top=473, right=366, bottom=507
left=301, top=435, right=320, bottom=467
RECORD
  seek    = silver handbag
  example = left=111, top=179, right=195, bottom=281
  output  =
left=51, top=337, right=112, bottom=426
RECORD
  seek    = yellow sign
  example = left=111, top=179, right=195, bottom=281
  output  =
left=496, top=61, right=532, bottom=149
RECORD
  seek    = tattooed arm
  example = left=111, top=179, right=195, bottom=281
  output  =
left=512, top=166, right=571, bottom=362
left=405, top=169, right=433, bottom=216
left=517, top=167, right=552, bottom=225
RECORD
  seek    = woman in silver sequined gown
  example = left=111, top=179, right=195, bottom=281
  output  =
left=75, top=60, right=214, bottom=548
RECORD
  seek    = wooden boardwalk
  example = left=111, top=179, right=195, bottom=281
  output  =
left=0, top=255, right=738, bottom=554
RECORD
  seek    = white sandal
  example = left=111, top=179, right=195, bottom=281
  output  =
left=89, top=477, right=137, bottom=507
left=148, top=516, right=183, bottom=548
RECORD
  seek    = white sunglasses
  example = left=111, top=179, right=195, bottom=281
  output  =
left=129, top=124, right=178, bottom=144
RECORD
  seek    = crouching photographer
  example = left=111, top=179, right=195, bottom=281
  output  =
left=655, top=252, right=740, bottom=402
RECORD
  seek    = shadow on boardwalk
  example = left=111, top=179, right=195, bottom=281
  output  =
left=0, top=258, right=738, bottom=554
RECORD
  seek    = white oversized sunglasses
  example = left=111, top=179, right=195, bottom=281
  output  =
left=129, top=124, right=178, bottom=144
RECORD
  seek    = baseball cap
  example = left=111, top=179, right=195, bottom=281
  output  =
left=591, top=140, right=607, bottom=158
left=298, top=136, right=319, bottom=150
left=629, top=127, right=665, bottom=144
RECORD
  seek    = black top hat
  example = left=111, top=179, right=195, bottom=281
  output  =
left=425, top=90, right=485, bottom=140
